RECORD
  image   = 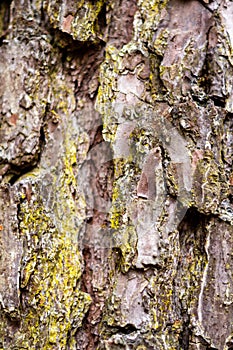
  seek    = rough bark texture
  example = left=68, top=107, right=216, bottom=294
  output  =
left=0, top=0, right=232, bottom=349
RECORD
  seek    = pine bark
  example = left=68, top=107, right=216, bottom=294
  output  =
left=0, top=0, right=232, bottom=349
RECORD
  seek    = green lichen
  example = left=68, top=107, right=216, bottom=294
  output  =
left=117, top=225, right=137, bottom=273
left=16, top=193, right=91, bottom=349
left=134, top=0, right=169, bottom=45
left=3, top=74, right=91, bottom=348
left=44, top=0, right=106, bottom=42
left=71, top=0, right=105, bottom=42
left=193, top=150, right=222, bottom=213
left=153, top=29, right=170, bottom=56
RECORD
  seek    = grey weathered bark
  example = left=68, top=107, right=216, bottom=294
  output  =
left=0, top=0, right=232, bottom=349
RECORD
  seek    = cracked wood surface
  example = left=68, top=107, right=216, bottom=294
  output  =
left=0, top=0, right=233, bottom=349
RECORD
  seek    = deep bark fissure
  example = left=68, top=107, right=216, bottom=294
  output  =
left=0, top=0, right=11, bottom=42
left=79, top=247, right=100, bottom=350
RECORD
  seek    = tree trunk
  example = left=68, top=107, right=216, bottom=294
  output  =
left=0, top=0, right=232, bottom=349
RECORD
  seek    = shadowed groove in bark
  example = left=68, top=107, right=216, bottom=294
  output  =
left=0, top=0, right=11, bottom=41
left=75, top=123, right=114, bottom=348
left=178, top=207, right=208, bottom=251
left=178, top=314, right=190, bottom=350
